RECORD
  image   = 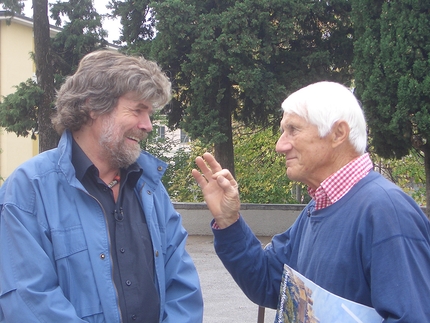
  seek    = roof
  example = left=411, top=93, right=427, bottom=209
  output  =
left=0, top=10, right=119, bottom=49
left=0, top=10, right=62, bottom=36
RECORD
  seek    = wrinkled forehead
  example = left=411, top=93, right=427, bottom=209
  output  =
left=280, top=111, right=308, bottom=125
left=278, top=112, right=312, bottom=133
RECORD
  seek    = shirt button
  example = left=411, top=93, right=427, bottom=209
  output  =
left=126, top=280, right=132, bottom=286
left=120, top=248, right=125, bottom=253
left=132, top=315, right=137, bottom=320
left=100, top=253, right=106, bottom=260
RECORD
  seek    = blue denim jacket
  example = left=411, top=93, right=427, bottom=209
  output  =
left=0, top=131, right=203, bottom=323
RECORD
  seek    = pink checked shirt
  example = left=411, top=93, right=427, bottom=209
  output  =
left=308, top=153, right=374, bottom=210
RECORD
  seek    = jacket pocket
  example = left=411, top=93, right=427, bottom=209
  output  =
left=51, top=225, right=104, bottom=319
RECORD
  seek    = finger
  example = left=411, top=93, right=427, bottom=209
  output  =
left=195, top=154, right=222, bottom=182
left=194, top=156, right=211, bottom=175
left=191, top=169, right=207, bottom=189
left=216, top=174, right=238, bottom=192
left=201, top=152, right=223, bottom=174
left=212, top=169, right=235, bottom=182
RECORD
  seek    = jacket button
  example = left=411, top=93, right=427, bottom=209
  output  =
left=157, top=166, right=163, bottom=171
left=147, top=190, right=152, bottom=195
left=100, top=253, right=106, bottom=260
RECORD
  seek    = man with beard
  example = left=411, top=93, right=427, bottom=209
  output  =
left=0, top=50, right=203, bottom=323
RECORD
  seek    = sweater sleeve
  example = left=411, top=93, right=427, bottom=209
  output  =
left=213, top=215, right=300, bottom=309
left=365, top=189, right=430, bottom=322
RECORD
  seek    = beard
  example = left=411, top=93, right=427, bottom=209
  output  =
left=99, top=115, right=147, bottom=169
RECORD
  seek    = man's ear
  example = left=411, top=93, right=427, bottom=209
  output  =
left=331, top=120, right=350, bottom=147
left=89, top=111, right=96, bottom=120
left=86, top=98, right=98, bottom=121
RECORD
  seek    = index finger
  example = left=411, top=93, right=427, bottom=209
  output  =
left=200, top=152, right=223, bottom=174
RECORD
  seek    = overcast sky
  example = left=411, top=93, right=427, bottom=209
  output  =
left=22, top=0, right=121, bottom=43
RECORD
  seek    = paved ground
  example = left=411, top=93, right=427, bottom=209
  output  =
left=186, top=235, right=277, bottom=323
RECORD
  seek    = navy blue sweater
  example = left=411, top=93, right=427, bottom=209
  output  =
left=213, top=171, right=430, bottom=322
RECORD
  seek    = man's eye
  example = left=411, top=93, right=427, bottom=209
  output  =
left=286, top=125, right=293, bottom=132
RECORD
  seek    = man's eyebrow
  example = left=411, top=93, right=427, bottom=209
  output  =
left=279, top=119, right=289, bottom=131
left=136, top=102, right=150, bottom=109
left=279, top=126, right=284, bottom=134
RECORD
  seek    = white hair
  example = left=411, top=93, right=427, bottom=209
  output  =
left=281, top=81, right=367, bottom=154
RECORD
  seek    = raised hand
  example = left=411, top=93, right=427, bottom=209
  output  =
left=192, top=153, right=240, bottom=229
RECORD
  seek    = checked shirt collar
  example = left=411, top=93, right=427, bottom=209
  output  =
left=308, top=153, right=373, bottom=211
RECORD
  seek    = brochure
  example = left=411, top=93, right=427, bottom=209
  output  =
left=275, top=264, right=384, bottom=323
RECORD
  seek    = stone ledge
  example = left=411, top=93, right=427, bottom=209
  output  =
left=174, top=202, right=305, bottom=236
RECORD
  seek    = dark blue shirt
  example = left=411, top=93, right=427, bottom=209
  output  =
left=72, top=140, right=160, bottom=323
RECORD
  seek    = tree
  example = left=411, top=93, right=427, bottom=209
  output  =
left=0, top=0, right=108, bottom=151
left=34, top=0, right=58, bottom=151
left=0, top=79, right=43, bottom=138
left=144, top=119, right=310, bottom=204
left=233, top=125, right=305, bottom=204
left=50, top=0, right=109, bottom=77
left=372, top=150, right=426, bottom=206
left=116, top=0, right=354, bottom=177
left=352, top=0, right=430, bottom=216
left=108, top=0, right=155, bottom=47
left=0, top=0, right=22, bottom=14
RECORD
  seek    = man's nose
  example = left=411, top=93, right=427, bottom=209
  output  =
left=138, top=113, right=153, bottom=132
left=275, top=134, right=292, bottom=153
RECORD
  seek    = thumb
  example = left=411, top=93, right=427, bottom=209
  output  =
left=216, top=175, right=238, bottom=196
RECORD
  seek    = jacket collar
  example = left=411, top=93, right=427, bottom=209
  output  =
left=57, top=130, right=167, bottom=192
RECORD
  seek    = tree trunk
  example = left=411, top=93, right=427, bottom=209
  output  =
left=213, top=116, right=235, bottom=179
left=33, top=0, right=59, bottom=152
left=213, top=81, right=235, bottom=179
left=423, top=146, right=430, bottom=218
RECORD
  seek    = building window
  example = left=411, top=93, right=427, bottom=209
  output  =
left=158, top=126, right=165, bottom=139
left=180, top=129, right=189, bottom=143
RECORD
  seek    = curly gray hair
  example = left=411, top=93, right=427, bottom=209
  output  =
left=52, top=50, right=172, bottom=134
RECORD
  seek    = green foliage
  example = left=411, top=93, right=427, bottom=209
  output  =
left=371, top=150, right=426, bottom=206
left=145, top=120, right=307, bottom=204
left=234, top=125, right=299, bottom=204
left=142, top=122, right=425, bottom=205
left=150, top=0, right=354, bottom=141
left=0, top=0, right=24, bottom=15
left=0, top=79, right=42, bottom=137
left=111, top=0, right=355, bottom=176
left=109, top=0, right=155, bottom=47
left=164, top=141, right=207, bottom=202
left=142, top=126, right=207, bottom=202
left=0, top=0, right=108, bottom=141
left=50, top=0, right=109, bottom=78
left=352, top=0, right=430, bottom=212
left=352, top=0, right=430, bottom=159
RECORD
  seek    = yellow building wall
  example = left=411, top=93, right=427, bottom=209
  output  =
left=0, top=18, right=39, bottom=183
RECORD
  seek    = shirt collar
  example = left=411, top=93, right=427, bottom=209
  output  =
left=308, top=153, right=373, bottom=210
left=71, top=138, right=94, bottom=182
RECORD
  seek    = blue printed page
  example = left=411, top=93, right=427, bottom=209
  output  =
left=276, top=264, right=384, bottom=323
